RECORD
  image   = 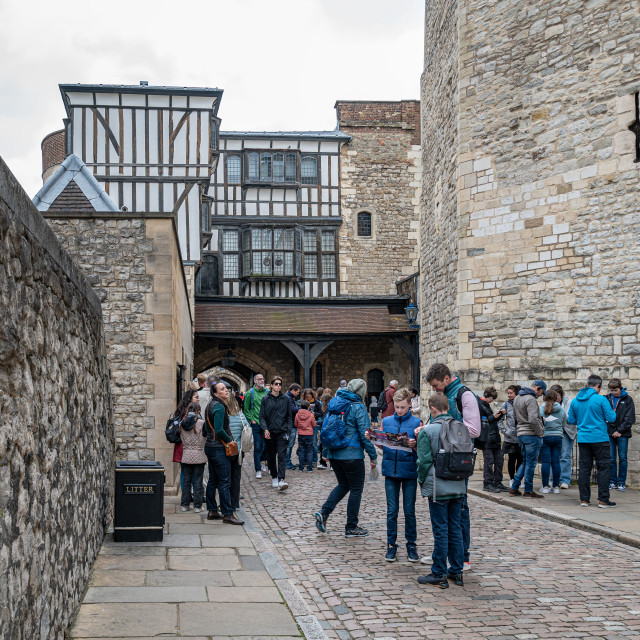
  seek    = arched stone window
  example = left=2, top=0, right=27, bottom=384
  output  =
left=357, top=211, right=372, bottom=237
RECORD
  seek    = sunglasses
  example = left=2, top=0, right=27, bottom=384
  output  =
left=272, top=382, right=282, bottom=386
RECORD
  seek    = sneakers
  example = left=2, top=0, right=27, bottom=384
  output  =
left=463, top=561, right=471, bottom=572
left=495, top=483, right=510, bottom=492
left=385, top=545, right=397, bottom=562
left=193, top=506, right=204, bottom=513
left=180, top=506, right=190, bottom=512
left=317, top=462, right=328, bottom=470
left=286, top=463, right=295, bottom=470
left=278, top=480, right=289, bottom=492
left=483, top=484, right=500, bottom=493
left=609, top=482, right=616, bottom=490
left=345, top=526, right=369, bottom=538
left=553, top=487, right=560, bottom=494
left=560, top=483, right=569, bottom=489
left=255, top=470, right=262, bottom=479
left=418, top=573, right=448, bottom=588
left=447, top=572, right=464, bottom=586
left=271, top=478, right=279, bottom=488
left=522, top=491, right=544, bottom=499
left=407, top=545, right=420, bottom=563
left=420, top=556, right=430, bottom=565
left=508, top=488, right=522, bottom=496
left=580, top=501, right=590, bottom=507
left=540, top=487, right=550, bottom=494
left=315, top=511, right=326, bottom=533
left=617, top=484, right=626, bottom=492
left=598, top=500, right=617, bottom=508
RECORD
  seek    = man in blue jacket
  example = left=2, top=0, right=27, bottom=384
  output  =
left=567, top=374, right=617, bottom=508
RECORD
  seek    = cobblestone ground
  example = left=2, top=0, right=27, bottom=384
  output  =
left=240, top=463, right=640, bottom=640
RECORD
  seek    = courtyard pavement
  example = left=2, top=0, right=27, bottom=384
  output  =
left=69, top=461, right=640, bottom=639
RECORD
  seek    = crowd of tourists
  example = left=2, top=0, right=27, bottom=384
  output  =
left=168, top=364, right=635, bottom=590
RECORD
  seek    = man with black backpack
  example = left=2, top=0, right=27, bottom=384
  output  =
left=417, top=392, right=473, bottom=589
left=425, top=363, right=481, bottom=572
left=379, top=380, right=399, bottom=420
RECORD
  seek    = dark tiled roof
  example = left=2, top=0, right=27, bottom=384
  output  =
left=195, top=303, right=414, bottom=336
left=48, top=181, right=95, bottom=213
left=60, top=83, right=223, bottom=95
left=220, top=131, right=350, bottom=140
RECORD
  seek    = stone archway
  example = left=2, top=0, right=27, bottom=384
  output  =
left=195, top=344, right=273, bottom=382
left=202, top=366, right=249, bottom=392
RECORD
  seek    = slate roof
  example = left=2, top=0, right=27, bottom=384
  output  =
left=195, top=302, right=415, bottom=336
left=33, top=154, right=118, bottom=213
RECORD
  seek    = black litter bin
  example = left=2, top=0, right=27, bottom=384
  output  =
left=114, top=461, right=165, bottom=542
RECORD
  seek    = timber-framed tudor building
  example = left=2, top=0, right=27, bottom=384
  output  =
left=35, top=83, right=421, bottom=475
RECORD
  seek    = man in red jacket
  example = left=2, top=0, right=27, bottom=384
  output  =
left=381, top=381, right=399, bottom=419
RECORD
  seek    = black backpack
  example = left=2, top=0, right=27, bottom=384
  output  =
left=434, top=417, right=476, bottom=480
left=165, top=415, right=181, bottom=444
left=378, top=388, right=391, bottom=413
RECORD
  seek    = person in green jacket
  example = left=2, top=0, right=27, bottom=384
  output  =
left=244, top=374, right=269, bottom=478
left=416, top=393, right=466, bottom=589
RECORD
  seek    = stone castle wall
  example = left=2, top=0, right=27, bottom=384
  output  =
left=336, top=101, right=422, bottom=296
left=44, top=214, right=194, bottom=484
left=0, top=157, right=113, bottom=639
left=421, top=0, right=640, bottom=485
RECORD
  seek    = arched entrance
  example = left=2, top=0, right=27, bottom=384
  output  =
left=201, top=366, right=249, bottom=392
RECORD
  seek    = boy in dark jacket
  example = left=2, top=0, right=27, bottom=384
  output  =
left=606, top=378, right=636, bottom=491
left=377, top=388, right=422, bottom=563
left=478, top=387, right=508, bottom=493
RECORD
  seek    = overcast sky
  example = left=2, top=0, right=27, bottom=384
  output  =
left=0, top=0, right=424, bottom=196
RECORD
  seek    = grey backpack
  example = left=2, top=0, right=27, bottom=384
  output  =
left=434, top=417, right=476, bottom=480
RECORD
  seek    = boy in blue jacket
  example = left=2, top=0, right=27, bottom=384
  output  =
left=567, top=374, right=617, bottom=508
left=377, top=388, right=422, bottom=563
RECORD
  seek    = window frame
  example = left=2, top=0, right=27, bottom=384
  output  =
left=225, top=155, right=242, bottom=184
left=239, top=150, right=321, bottom=187
left=357, top=211, right=372, bottom=237
left=217, top=224, right=339, bottom=283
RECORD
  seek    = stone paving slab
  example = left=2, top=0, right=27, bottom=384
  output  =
left=145, top=570, right=233, bottom=587
left=205, top=586, right=282, bottom=602
left=98, top=546, right=166, bottom=556
left=167, top=547, right=239, bottom=556
left=70, top=603, right=177, bottom=638
left=90, top=570, right=146, bottom=587
left=103, top=533, right=202, bottom=548
left=179, top=603, right=300, bottom=636
left=200, top=533, right=253, bottom=547
left=229, top=570, right=276, bottom=587
left=168, top=554, right=241, bottom=571
left=84, top=586, right=208, bottom=603
left=93, top=555, right=166, bottom=571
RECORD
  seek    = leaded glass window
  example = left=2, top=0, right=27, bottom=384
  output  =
left=301, top=156, right=318, bottom=185
left=226, top=156, right=241, bottom=184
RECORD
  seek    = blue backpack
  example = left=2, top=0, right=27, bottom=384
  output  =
left=320, top=402, right=360, bottom=450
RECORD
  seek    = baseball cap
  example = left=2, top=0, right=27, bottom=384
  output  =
left=534, top=380, right=547, bottom=393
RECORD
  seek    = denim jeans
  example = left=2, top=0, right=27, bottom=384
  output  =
left=512, top=435, right=544, bottom=493
left=321, top=459, right=365, bottom=532
left=461, top=480, right=470, bottom=562
left=285, top=427, right=298, bottom=466
left=540, top=435, right=563, bottom=487
left=610, top=436, right=629, bottom=486
left=251, top=424, right=265, bottom=472
left=428, top=497, right=464, bottom=576
left=559, top=432, right=574, bottom=485
left=312, top=426, right=319, bottom=463
left=384, top=477, right=417, bottom=547
left=578, top=441, right=610, bottom=503
left=205, top=444, right=233, bottom=516
left=298, top=435, right=314, bottom=470
left=181, top=463, right=205, bottom=508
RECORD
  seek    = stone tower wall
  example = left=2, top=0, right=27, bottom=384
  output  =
left=336, top=101, right=422, bottom=295
left=421, top=0, right=640, bottom=485
left=0, top=157, right=113, bottom=639
left=419, top=0, right=461, bottom=401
